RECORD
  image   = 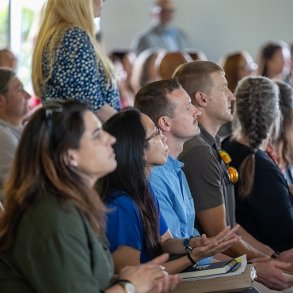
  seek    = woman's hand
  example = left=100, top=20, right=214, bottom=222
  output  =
left=189, top=228, right=241, bottom=260
left=117, top=253, right=181, bottom=293
left=189, top=225, right=240, bottom=248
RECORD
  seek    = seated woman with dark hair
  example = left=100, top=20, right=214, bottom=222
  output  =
left=98, top=109, right=240, bottom=274
left=0, top=100, right=180, bottom=293
left=256, top=41, right=291, bottom=81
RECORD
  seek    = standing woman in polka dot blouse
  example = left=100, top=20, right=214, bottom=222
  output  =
left=32, top=0, right=120, bottom=123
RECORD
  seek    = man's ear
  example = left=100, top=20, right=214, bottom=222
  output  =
left=194, top=92, right=207, bottom=107
left=157, top=116, right=171, bottom=132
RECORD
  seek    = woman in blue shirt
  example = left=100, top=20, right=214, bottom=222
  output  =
left=99, top=109, right=240, bottom=274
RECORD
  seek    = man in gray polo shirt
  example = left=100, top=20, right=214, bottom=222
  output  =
left=0, top=68, right=30, bottom=201
left=174, top=61, right=292, bottom=291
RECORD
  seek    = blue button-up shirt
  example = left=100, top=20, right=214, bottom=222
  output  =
left=149, top=156, right=212, bottom=265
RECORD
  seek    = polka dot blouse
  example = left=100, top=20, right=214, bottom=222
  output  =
left=41, top=27, right=120, bottom=112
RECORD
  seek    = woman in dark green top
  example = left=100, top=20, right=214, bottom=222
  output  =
left=0, top=100, right=180, bottom=293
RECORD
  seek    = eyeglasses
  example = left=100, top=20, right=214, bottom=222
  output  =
left=218, top=150, right=239, bottom=184
left=146, top=127, right=161, bottom=141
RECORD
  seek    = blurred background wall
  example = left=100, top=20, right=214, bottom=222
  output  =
left=101, top=0, right=293, bottom=61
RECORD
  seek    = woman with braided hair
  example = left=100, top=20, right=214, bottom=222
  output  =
left=222, top=76, right=293, bottom=254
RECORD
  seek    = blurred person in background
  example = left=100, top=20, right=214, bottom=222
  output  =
left=257, top=41, right=291, bottom=82
left=109, top=50, right=136, bottom=108
left=0, top=49, right=17, bottom=71
left=131, top=0, right=191, bottom=55
left=218, top=51, right=257, bottom=139
left=219, top=51, right=258, bottom=93
left=0, top=68, right=30, bottom=202
left=187, top=49, right=208, bottom=62
left=131, top=48, right=163, bottom=94
left=156, top=51, right=192, bottom=80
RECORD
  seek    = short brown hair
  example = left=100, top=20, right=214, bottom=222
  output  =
left=134, top=78, right=180, bottom=125
left=173, top=61, right=223, bottom=104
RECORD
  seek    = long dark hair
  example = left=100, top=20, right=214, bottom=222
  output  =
left=257, top=41, right=284, bottom=77
left=98, top=109, right=162, bottom=259
left=0, top=100, right=106, bottom=251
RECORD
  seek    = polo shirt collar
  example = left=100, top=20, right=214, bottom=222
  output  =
left=199, top=124, right=221, bottom=148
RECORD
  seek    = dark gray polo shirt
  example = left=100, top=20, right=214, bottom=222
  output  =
left=179, top=124, right=236, bottom=230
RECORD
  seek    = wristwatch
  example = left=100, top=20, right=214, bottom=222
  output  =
left=116, top=280, right=136, bottom=293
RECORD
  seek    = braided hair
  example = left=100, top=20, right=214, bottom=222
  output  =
left=233, top=76, right=279, bottom=197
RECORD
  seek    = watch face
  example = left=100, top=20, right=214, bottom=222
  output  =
left=124, top=282, right=136, bottom=293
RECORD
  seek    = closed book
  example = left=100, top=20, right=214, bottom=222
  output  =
left=174, top=263, right=256, bottom=293
left=180, top=258, right=240, bottom=279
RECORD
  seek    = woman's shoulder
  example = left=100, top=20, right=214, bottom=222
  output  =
left=222, top=136, right=240, bottom=152
left=222, top=137, right=248, bottom=158
left=106, top=191, right=135, bottom=205
left=62, top=26, right=89, bottom=39
left=256, top=150, right=286, bottom=176
left=106, top=191, right=139, bottom=214
left=57, top=26, right=92, bottom=51
left=19, top=196, right=84, bottom=236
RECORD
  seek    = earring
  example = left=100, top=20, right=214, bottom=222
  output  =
left=71, top=161, right=78, bottom=168
left=143, top=160, right=147, bottom=167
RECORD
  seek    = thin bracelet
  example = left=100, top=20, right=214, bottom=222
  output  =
left=187, top=253, right=198, bottom=266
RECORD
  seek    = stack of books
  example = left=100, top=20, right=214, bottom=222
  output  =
left=173, top=255, right=256, bottom=293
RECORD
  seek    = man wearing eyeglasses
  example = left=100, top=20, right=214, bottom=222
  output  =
left=174, top=60, right=292, bottom=291
left=0, top=68, right=31, bottom=202
left=131, top=0, right=191, bottom=55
